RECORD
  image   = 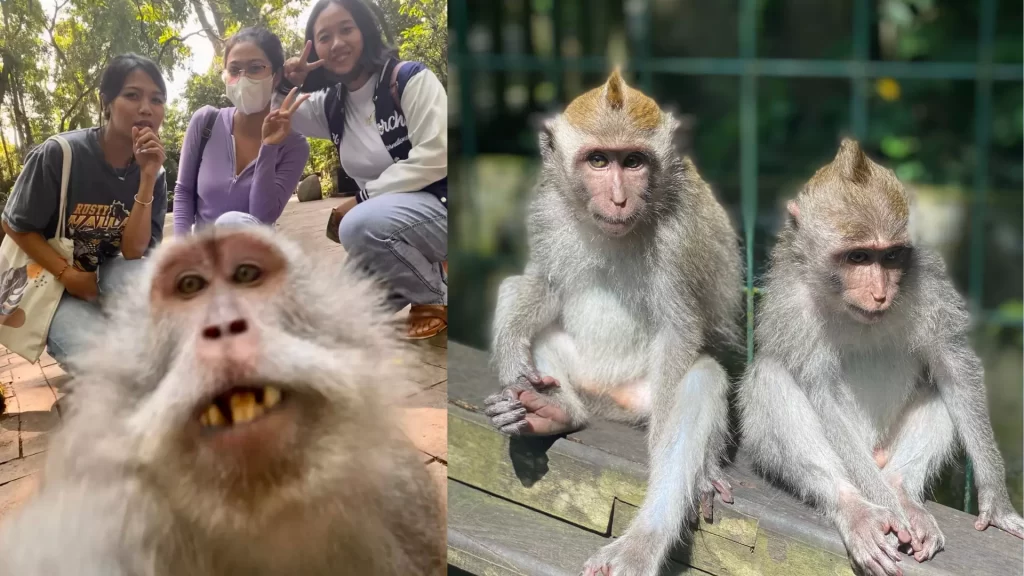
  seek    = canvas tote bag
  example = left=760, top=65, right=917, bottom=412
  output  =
left=0, top=135, right=76, bottom=363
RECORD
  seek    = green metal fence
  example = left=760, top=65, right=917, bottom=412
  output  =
left=450, top=0, right=1024, bottom=515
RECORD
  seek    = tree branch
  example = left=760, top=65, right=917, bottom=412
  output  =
left=157, top=29, right=208, bottom=63
left=189, top=0, right=223, bottom=54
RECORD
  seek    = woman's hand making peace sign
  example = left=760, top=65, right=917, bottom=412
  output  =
left=262, top=87, right=311, bottom=146
left=282, top=40, right=325, bottom=89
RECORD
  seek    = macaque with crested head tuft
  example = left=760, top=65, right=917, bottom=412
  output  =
left=738, top=138, right=1024, bottom=576
left=0, top=226, right=445, bottom=576
left=487, top=69, right=744, bottom=576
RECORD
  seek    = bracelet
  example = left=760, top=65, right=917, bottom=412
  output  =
left=134, top=194, right=154, bottom=206
left=55, top=262, right=69, bottom=281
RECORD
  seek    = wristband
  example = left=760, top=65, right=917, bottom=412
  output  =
left=134, top=194, right=154, bottom=207
left=55, top=262, right=69, bottom=281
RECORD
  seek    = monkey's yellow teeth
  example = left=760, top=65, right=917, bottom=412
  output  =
left=264, top=386, right=281, bottom=409
left=198, top=386, right=285, bottom=429
left=206, top=404, right=227, bottom=427
left=230, top=392, right=258, bottom=424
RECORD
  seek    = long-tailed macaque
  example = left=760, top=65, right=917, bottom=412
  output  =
left=487, top=70, right=744, bottom=576
left=0, top=226, right=445, bottom=575
left=738, top=139, right=1024, bottom=576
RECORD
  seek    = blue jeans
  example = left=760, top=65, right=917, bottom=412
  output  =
left=46, top=256, right=145, bottom=372
left=339, top=192, right=447, bottom=310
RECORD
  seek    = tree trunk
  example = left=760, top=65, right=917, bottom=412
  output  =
left=190, top=0, right=224, bottom=55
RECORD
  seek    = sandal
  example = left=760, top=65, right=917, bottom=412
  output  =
left=406, top=304, right=447, bottom=340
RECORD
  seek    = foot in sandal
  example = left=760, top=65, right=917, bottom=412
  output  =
left=406, top=304, right=447, bottom=340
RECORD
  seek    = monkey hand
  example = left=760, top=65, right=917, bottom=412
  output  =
left=975, top=486, right=1024, bottom=539
left=59, top=268, right=98, bottom=303
left=836, top=496, right=913, bottom=576
left=582, top=530, right=665, bottom=576
left=483, top=376, right=576, bottom=437
left=900, top=500, right=944, bottom=562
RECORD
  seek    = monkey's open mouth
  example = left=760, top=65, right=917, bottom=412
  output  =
left=197, top=386, right=285, bottom=429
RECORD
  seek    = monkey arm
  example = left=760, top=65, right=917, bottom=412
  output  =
left=490, top=266, right=560, bottom=388
left=925, top=338, right=1010, bottom=496
left=360, top=69, right=447, bottom=202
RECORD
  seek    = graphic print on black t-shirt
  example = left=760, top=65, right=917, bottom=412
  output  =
left=66, top=201, right=131, bottom=272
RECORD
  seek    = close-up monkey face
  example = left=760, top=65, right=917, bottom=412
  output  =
left=67, top=227, right=408, bottom=532
left=577, top=147, right=652, bottom=236
left=834, top=242, right=912, bottom=324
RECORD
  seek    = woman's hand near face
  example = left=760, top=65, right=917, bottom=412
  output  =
left=283, top=41, right=325, bottom=88
left=133, top=126, right=165, bottom=179
left=263, top=87, right=312, bottom=145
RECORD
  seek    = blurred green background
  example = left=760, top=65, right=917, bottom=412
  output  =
left=448, top=0, right=1023, bottom=514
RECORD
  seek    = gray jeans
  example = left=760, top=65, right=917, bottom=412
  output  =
left=339, top=192, right=447, bottom=310
left=46, top=256, right=144, bottom=371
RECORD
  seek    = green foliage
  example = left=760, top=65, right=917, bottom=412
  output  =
left=395, top=0, right=447, bottom=85
left=0, top=0, right=445, bottom=203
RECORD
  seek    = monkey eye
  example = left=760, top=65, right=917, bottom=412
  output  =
left=587, top=153, right=609, bottom=168
left=846, top=250, right=870, bottom=264
left=176, top=274, right=208, bottom=296
left=232, top=264, right=263, bottom=284
left=883, top=248, right=904, bottom=262
left=623, top=153, right=646, bottom=169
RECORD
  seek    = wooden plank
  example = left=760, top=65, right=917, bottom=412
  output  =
left=448, top=340, right=1024, bottom=576
left=448, top=479, right=708, bottom=576
left=448, top=406, right=647, bottom=532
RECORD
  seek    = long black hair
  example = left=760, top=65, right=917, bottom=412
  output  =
left=301, top=0, right=398, bottom=93
left=99, top=54, right=167, bottom=119
left=224, top=27, right=286, bottom=73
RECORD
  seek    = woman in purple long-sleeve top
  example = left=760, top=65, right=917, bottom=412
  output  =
left=173, top=27, right=310, bottom=236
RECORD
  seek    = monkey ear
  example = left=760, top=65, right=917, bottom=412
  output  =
left=538, top=120, right=556, bottom=157
left=786, top=200, right=801, bottom=226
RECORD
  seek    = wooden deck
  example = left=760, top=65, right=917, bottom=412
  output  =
left=446, top=341, right=1024, bottom=576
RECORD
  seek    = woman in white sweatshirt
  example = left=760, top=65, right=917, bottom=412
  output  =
left=278, top=0, right=447, bottom=339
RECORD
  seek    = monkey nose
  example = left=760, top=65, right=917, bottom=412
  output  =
left=203, top=319, right=249, bottom=340
left=612, top=198, right=627, bottom=209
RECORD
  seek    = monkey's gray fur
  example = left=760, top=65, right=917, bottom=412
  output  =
left=0, top=226, right=445, bottom=576
left=738, top=139, right=1023, bottom=576
left=487, top=73, right=744, bottom=576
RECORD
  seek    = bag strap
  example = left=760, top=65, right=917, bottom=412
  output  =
left=50, top=135, right=72, bottom=242
left=389, top=61, right=407, bottom=114
left=193, top=109, right=218, bottom=218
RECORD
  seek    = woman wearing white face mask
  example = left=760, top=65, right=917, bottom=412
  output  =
left=172, top=27, right=311, bottom=235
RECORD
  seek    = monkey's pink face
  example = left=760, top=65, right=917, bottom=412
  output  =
left=150, top=233, right=312, bottom=474
left=577, top=147, right=650, bottom=237
left=835, top=243, right=911, bottom=324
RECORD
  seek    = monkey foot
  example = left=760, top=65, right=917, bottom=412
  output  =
left=483, top=382, right=578, bottom=436
left=901, top=501, right=944, bottom=562
left=405, top=305, right=447, bottom=340
left=699, top=477, right=734, bottom=523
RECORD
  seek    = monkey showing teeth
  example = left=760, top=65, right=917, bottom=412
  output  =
left=738, top=139, right=1024, bottom=576
left=0, top=226, right=445, bottom=576
left=487, top=70, right=744, bottom=576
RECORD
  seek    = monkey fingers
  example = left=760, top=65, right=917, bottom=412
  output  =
left=698, top=477, right=735, bottom=523
left=976, top=506, right=1024, bottom=539
left=712, top=478, right=734, bottom=503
